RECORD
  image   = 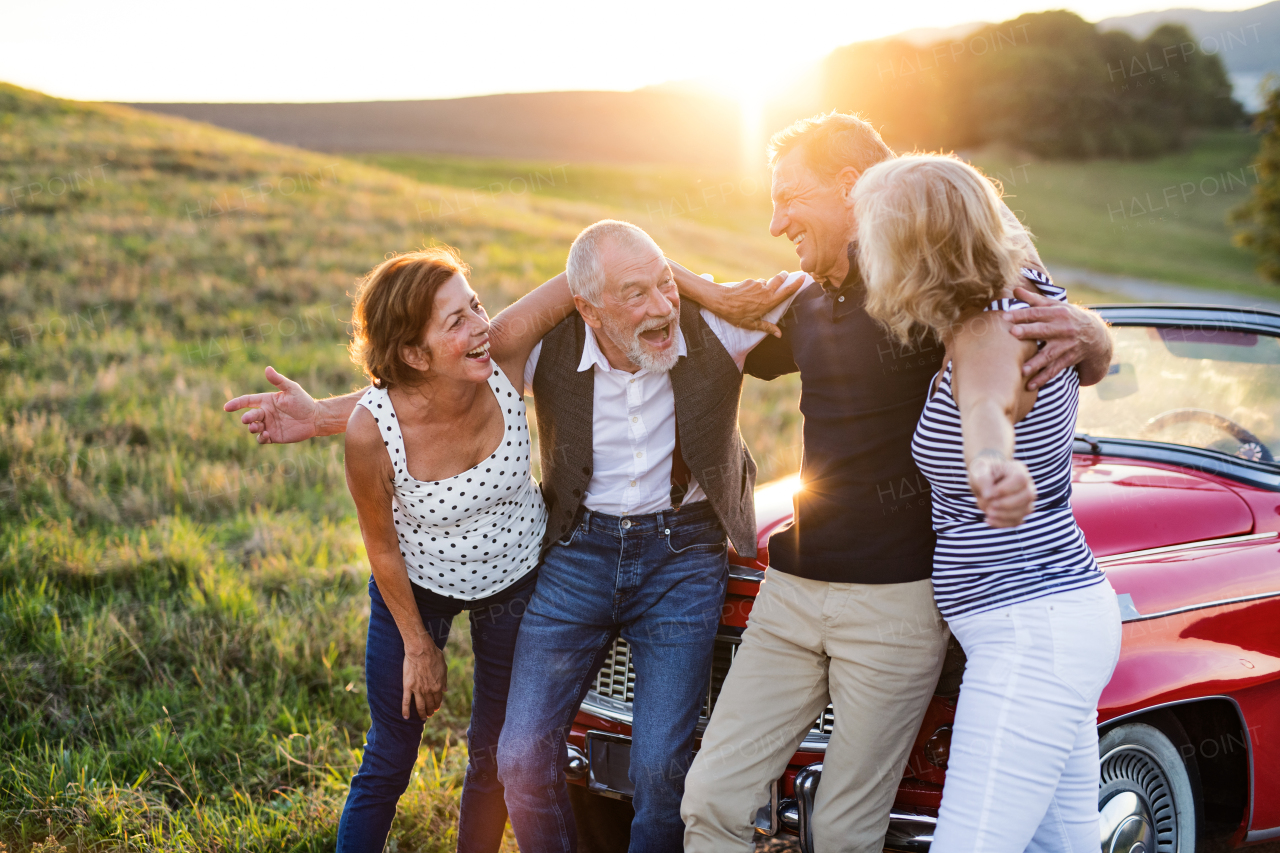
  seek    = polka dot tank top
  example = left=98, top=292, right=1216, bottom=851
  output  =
left=356, top=363, right=547, bottom=601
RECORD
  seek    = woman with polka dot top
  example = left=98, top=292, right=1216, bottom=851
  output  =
left=334, top=247, right=574, bottom=853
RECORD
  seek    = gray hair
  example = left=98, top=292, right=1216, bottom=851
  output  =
left=565, top=220, right=663, bottom=306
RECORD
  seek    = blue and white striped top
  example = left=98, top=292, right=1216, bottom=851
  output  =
left=911, top=269, right=1102, bottom=620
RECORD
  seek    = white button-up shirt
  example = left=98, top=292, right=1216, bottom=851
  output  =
left=524, top=274, right=807, bottom=516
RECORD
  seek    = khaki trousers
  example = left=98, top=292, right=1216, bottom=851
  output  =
left=681, top=570, right=949, bottom=853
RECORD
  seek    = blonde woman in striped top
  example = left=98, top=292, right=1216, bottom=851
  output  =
left=856, top=155, right=1122, bottom=853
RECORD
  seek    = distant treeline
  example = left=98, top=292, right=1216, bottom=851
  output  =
left=823, top=11, right=1246, bottom=158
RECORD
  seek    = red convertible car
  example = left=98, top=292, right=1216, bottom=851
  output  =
left=564, top=304, right=1280, bottom=853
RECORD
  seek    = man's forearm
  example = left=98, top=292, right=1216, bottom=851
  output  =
left=489, top=271, right=574, bottom=364
left=317, top=389, right=366, bottom=436
left=669, top=259, right=726, bottom=311
left=1075, top=309, right=1113, bottom=387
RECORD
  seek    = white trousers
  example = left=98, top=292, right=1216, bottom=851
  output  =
left=931, top=580, right=1123, bottom=853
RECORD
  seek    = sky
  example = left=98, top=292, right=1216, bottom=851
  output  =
left=0, top=0, right=1266, bottom=103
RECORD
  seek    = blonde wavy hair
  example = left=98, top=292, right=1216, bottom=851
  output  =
left=855, top=154, right=1029, bottom=345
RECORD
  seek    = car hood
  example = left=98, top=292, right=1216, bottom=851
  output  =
left=750, top=459, right=1256, bottom=562
left=1071, top=457, right=1254, bottom=557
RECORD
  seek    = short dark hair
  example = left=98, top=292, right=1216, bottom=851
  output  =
left=768, top=111, right=895, bottom=181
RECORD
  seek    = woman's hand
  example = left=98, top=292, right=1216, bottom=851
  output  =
left=968, top=450, right=1036, bottom=528
left=402, top=642, right=447, bottom=720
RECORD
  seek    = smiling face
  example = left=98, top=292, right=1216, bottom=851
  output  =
left=401, top=272, right=492, bottom=385
left=769, top=146, right=860, bottom=285
left=576, top=241, right=680, bottom=374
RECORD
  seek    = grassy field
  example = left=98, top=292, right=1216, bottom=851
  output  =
left=0, top=78, right=1272, bottom=852
left=973, top=131, right=1267, bottom=296
left=0, top=82, right=804, bottom=851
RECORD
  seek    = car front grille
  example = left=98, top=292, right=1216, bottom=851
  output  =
left=590, top=634, right=835, bottom=736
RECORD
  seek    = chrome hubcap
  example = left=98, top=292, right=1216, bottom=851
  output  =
left=1099, top=746, right=1176, bottom=853
left=1099, top=792, right=1153, bottom=853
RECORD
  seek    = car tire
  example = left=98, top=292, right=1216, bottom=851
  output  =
left=1099, top=716, right=1202, bottom=853
left=567, top=784, right=633, bottom=853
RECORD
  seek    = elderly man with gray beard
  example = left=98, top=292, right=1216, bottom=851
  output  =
left=495, top=220, right=801, bottom=853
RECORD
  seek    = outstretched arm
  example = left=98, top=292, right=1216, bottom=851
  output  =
left=224, top=366, right=365, bottom=444
left=225, top=272, right=575, bottom=443
left=488, top=271, right=575, bottom=385
left=951, top=311, right=1041, bottom=528
left=668, top=260, right=803, bottom=338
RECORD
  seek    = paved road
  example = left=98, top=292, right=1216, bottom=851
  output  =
left=1053, top=265, right=1280, bottom=312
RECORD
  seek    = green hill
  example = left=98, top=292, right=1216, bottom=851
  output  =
left=0, top=83, right=804, bottom=851
left=822, top=10, right=1245, bottom=159
left=357, top=128, right=1272, bottom=300
left=971, top=130, right=1268, bottom=295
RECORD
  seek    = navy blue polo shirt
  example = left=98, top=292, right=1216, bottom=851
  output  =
left=745, top=245, right=942, bottom=585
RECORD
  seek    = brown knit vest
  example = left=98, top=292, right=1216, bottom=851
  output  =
left=530, top=299, right=758, bottom=557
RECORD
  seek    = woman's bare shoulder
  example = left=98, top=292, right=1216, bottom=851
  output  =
left=345, top=403, right=387, bottom=456
left=953, top=307, right=1014, bottom=346
left=952, top=307, right=1038, bottom=369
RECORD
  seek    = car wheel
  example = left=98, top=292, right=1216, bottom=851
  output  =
left=567, top=784, right=633, bottom=853
left=1099, top=719, right=1201, bottom=853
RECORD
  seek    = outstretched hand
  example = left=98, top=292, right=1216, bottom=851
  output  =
left=968, top=452, right=1036, bottom=528
left=714, top=272, right=805, bottom=337
left=223, top=366, right=320, bottom=445
left=1007, top=287, right=1102, bottom=391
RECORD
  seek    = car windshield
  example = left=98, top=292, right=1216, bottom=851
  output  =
left=1076, top=324, right=1280, bottom=465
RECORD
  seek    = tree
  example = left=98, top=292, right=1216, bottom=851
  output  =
left=1232, top=77, right=1280, bottom=284
left=820, top=11, right=1245, bottom=159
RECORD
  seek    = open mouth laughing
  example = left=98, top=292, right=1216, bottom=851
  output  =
left=637, top=322, right=673, bottom=348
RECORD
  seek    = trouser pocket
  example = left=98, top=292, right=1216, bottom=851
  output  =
left=1046, top=583, right=1122, bottom=703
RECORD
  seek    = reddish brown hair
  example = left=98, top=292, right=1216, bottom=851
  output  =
left=348, top=247, right=470, bottom=389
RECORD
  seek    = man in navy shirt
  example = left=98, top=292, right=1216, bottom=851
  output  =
left=676, top=112, right=1112, bottom=853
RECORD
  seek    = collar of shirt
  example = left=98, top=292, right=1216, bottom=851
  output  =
left=818, top=241, right=862, bottom=297
left=813, top=242, right=864, bottom=321
left=577, top=322, right=688, bottom=373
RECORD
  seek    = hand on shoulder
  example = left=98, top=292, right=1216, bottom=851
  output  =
left=710, top=271, right=808, bottom=338
left=1006, top=286, right=1110, bottom=391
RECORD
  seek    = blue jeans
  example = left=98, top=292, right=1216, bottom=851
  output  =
left=497, top=501, right=729, bottom=853
left=337, top=570, right=537, bottom=853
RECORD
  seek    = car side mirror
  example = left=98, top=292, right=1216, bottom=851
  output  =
left=1096, top=363, right=1138, bottom=400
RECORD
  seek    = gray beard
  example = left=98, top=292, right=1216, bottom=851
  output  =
left=602, top=313, right=680, bottom=374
